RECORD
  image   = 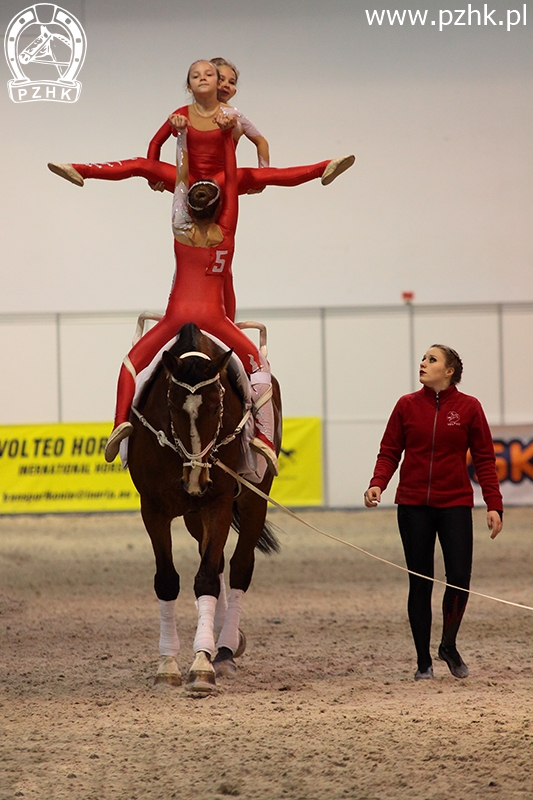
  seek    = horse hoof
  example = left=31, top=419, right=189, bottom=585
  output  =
left=214, top=647, right=237, bottom=678
left=233, top=629, right=246, bottom=659
left=214, top=657, right=237, bottom=678
left=153, top=655, right=182, bottom=687
left=153, top=673, right=182, bottom=687
left=186, top=651, right=217, bottom=694
left=186, top=671, right=218, bottom=694
left=153, top=671, right=182, bottom=687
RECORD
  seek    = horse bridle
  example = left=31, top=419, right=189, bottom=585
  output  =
left=167, top=363, right=225, bottom=471
left=131, top=350, right=251, bottom=470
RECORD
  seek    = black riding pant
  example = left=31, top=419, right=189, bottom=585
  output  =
left=397, top=504, right=473, bottom=672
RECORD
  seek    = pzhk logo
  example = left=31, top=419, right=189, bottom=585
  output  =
left=5, top=4, right=87, bottom=103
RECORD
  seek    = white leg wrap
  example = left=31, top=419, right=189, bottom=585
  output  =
left=217, top=588, right=244, bottom=653
left=214, top=573, right=228, bottom=635
left=158, top=599, right=180, bottom=657
left=193, top=595, right=217, bottom=656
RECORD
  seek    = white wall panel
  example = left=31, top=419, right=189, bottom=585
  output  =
left=502, top=309, right=533, bottom=424
left=238, top=310, right=323, bottom=418
left=325, top=310, right=411, bottom=421
left=59, top=315, right=139, bottom=422
left=1, top=1, right=530, bottom=314
left=0, top=319, right=58, bottom=423
left=326, top=421, right=400, bottom=509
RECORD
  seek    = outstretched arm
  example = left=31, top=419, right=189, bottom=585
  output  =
left=147, top=117, right=173, bottom=161
left=146, top=119, right=172, bottom=192
left=234, top=111, right=270, bottom=167
left=245, top=134, right=270, bottom=194
left=251, top=135, right=270, bottom=168
left=169, top=114, right=190, bottom=185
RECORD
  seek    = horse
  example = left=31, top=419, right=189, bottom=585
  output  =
left=126, top=322, right=281, bottom=693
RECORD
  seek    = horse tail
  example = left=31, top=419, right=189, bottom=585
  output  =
left=231, top=502, right=281, bottom=555
left=255, top=520, right=281, bottom=555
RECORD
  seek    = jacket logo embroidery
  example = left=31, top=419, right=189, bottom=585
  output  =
left=447, top=411, right=461, bottom=426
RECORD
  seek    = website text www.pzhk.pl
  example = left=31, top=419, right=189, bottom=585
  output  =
left=365, top=4, right=527, bottom=31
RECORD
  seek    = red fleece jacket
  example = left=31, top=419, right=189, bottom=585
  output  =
left=369, top=384, right=503, bottom=510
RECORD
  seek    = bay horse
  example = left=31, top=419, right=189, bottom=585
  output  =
left=127, top=322, right=281, bottom=693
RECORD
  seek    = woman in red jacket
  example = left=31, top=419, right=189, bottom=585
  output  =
left=364, top=345, right=503, bottom=681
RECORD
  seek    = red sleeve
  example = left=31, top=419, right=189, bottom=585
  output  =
left=368, top=399, right=406, bottom=491
left=468, top=400, right=503, bottom=512
left=218, top=129, right=238, bottom=237
left=146, top=107, right=182, bottom=160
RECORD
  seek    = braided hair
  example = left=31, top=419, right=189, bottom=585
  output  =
left=431, top=344, right=463, bottom=384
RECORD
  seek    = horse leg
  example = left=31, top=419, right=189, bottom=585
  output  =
left=155, top=600, right=181, bottom=687
left=186, top=502, right=233, bottom=693
left=142, top=503, right=182, bottom=687
left=185, top=512, right=241, bottom=679
left=214, top=572, right=228, bottom=635
left=214, top=589, right=245, bottom=677
left=213, top=579, right=247, bottom=677
left=185, top=511, right=228, bottom=633
left=214, top=484, right=273, bottom=676
left=214, top=575, right=249, bottom=658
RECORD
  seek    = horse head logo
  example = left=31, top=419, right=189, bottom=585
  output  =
left=5, top=4, right=87, bottom=103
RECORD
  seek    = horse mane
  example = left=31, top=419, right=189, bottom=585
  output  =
left=170, top=322, right=211, bottom=358
left=136, top=323, right=223, bottom=410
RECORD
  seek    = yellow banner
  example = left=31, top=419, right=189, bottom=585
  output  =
left=0, top=418, right=322, bottom=514
left=271, top=416, right=323, bottom=507
left=0, top=423, right=138, bottom=514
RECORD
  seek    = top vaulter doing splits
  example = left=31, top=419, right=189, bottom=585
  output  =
left=48, top=59, right=355, bottom=199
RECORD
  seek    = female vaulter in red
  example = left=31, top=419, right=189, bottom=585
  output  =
left=48, top=59, right=355, bottom=201
left=103, top=113, right=280, bottom=475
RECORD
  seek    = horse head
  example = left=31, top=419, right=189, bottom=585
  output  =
left=162, top=345, right=233, bottom=496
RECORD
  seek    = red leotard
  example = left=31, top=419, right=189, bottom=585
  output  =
left=112, top=129, right=261, bottom=427
left=72, top=106, right=329, bottom=195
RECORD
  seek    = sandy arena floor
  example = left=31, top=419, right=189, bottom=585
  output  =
left=1, top=507, right=532, bottom=800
